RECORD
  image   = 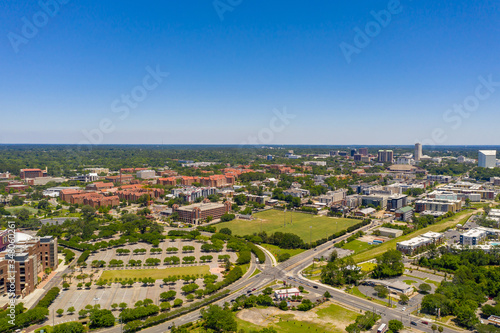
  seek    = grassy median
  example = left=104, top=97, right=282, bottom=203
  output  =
left=100, top=266, right=210, bottom=280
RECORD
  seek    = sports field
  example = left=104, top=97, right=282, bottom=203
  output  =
left=100, top=266, right=210, bottom=280
left=216, top=209, right=359, bottom=243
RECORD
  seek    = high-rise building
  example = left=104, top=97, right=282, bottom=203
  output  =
left=358, top=148, right=368, bottom=156
left=350, top=149, right=357, bottom=157
left=378, top=150, right=394, bottom=163
left=414, top=143, right=422, bottom=161
left=478, top=150, right=497, bottom=168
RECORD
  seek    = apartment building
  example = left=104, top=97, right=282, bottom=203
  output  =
left=378, top=150, right=394, bottom=163
left=396, top=232, right=443, bottom=255
left=414, top=198, right=462, bottom=213
left=86, top=181, right=114, bottom=191
left=318, top=189, right=347, bottom=206
left=0, top=233, right=58, bottom=297
left=105, top=174, right=134, bottom=184
left=158, top=177, right=178, bottom=186
left=460, top=228, right=487, bottom=246
left=171, top=187, right=217, bottom=203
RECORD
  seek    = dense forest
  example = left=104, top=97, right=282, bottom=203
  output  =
left=1, top=144, right=497, bottom=177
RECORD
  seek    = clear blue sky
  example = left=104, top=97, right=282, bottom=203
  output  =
left=0, top=1, right=499, bottom=145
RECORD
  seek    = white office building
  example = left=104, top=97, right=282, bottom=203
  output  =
left=137, top=170, right=156, bottom=179
left=479, top=150, right=497, bottom=168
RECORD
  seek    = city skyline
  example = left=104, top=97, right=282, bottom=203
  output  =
left=1, top=1, right=499, bottom=145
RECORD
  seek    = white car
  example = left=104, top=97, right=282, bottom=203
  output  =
left=402, top=307, right=406, bottom=311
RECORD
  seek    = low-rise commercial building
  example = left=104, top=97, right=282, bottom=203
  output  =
left=172, top=201, right=231, bottom=224
left=378, top=227, right=403, bottom=238
left=274, top=288, right=300, bottom=299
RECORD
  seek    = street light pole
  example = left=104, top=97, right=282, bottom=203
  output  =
left=310, top=226, right=312, bottom=248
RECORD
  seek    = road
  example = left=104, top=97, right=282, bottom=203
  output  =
left=99, top=219, right=464, bottom=333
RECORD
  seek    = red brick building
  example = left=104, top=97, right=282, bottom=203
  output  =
left=20, top=168, right=47, bottom=179
left=172, top=201, right=231, bottom=224
left=158, top=177, right=178, bottom=186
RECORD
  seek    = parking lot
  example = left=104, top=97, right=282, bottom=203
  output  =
left=47, top=239, right=239, bottom=325
left=86, top=238, right=238, bottom=269
left=48, top=277, right=210, bottom=325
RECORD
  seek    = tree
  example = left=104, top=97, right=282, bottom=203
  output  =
left=419, top=283, right=432, bottom=294
left=389, top=320, right=404, bottom=333
left=89, top=309, right=115, bottom=328
left=201, top=305, right=237, bottom=332
left=10, top=196, right=24, bottom=206
left=67, top=306, right=75, bottom=314
left=119, top=302, right=127, bottom=310
left=56, top=308, right=64, bottom=316
left=438, top=326, right=444, bottom=333
left=372, top=250, right=404, bottom=279
left=374, top=285, right=389, bottom=298
left=53, top=322, right=85, bottom=333
left=219, top=227, right=232, bottom=235
left=431, top=324, right=437, bottom=333
left=278, top=300, right=288, bottom=310
left=399, top=294, right=409, bottom=304
left=324, top=291, right=331, bottom=298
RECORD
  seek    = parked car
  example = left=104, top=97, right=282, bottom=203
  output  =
left=410, top=321, right=417, bottom=326
left=421, top=321, right=429, bottom=325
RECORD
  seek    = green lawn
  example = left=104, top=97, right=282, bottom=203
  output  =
left=351, top=209, right=477, bottom=263
left=316, top=303, right=359, bottom=323
left=216, top=210, right=359, bottom=242
left=6, top=206, right=39, bottom=214
left=100, top=266, right=210, bottom=280
left=342, top=240, right=379, bottom=253
left=262, top=243, right=305, bottom=259
left=403, top=279, right=417, bottom=285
